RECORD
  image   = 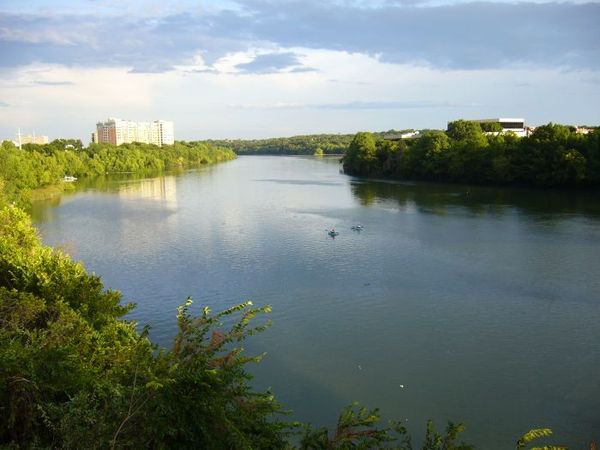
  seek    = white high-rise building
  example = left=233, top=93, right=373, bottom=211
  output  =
left=95, top=118, right=174, bottom=146
left=154, top=120, right=174, bottom=146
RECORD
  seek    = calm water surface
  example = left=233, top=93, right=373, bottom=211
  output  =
left=32, top=156, right=600, bottom=448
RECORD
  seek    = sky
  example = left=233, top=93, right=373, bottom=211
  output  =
left=0, top=0, right=599, bottom=142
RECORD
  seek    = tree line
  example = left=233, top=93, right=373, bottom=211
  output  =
left=0, top=139, right=236, bottom=205
left=203, top=131, right=424, bottom=156
left=202, top=134, right=354, bottom=155
left=343, top=122, right=600, bottom=188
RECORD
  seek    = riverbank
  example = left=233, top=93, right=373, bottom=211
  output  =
left=29, top=182, right=76, bottom=202
left=0, top=140, right=236, bottom=207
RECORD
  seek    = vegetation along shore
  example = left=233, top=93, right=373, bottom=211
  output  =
left=343, top=122, right=599, bottom=188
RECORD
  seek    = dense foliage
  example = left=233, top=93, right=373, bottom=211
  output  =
left=343, top=123, right=600, bottom=187
left=202, top=134, right=354, bottom=155
left=0, top=140, right=235, bottom=205
left=0, top=202, right=287, bottom=448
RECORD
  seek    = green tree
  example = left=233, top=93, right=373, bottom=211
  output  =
left=515, top=428, right=566, bottom=450
left=300, top=403, right=472, bottom=450
left=398, top=131, right=450, bottom=179
left=479, top=122, right=503, bottom=133
left=343, top=132, right=378, bottom=175
left=446, top=120, right=487, bottom=148
left=0, top=203, right=287, bottom=449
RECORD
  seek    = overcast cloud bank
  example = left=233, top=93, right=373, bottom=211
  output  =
left=1, top=1, right=599, bottom=73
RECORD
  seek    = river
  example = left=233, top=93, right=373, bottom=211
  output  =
left=31, top=155, right=600, bottom=448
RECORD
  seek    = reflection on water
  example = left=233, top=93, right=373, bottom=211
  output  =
left=118, top=176, right=178, bottom=208
left=30, top=174, right=179, bottom=222
left=351, top=179, right=600, bottom=219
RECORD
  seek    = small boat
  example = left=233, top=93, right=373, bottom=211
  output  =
left=62, top=175, right=77, bottom=182
left=328, top=229, right=339, bottom=237
left=351, top=225, right=364, bottom=231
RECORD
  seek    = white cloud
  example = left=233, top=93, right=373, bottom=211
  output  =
left=0, top=65, right=158, bottom=140
left=0, top=45, right=598, bottom=142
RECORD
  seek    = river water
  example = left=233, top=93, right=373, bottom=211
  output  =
left=32, top=156, right=600, bottom=448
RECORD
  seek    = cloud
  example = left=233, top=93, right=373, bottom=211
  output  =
left=315, top=100, right=468, bottom=110
left=327, top=78, right=373, bottom=85
left=0, top=12, right=243, bottom=73
left=34, top=80, right=75, bottom=86
left=128, top=66, right=174, bottom=74
left=288, top=66, right=317, bottom=73
left=229, top=1, right=600, bottom=70
left=584, top=76, right=600, bottom=85
left=235, top=52, right=315, bottom=73
left=0, top=1, right=599, bottom=71
left=186, top=68, right=221, bottom=74
left=230, top=99, right=470, bottom=110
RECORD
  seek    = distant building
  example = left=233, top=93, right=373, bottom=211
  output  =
left=153, top=120, right=174, bottom=146
left=576, top=126, right=593, bottom=135
left=95, top=118, right=175, bottom=146
left=14, top=134, right=49, bottom=146
left=469, top=118, right=528, bottom=137
left=383, top=130, right=420, bottom=141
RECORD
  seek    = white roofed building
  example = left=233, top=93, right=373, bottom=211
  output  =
left=474, top=118, right=528, bottom=137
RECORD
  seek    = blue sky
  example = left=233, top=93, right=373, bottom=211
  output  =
left=0, top=0, right=598, bottom=141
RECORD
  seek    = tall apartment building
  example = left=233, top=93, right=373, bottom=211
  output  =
left=154, top=120, right=174, bottom=147
left=94, top=118, right=174, bottom=146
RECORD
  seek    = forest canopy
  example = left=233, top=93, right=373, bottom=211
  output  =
left=201, top=134, right=354, bottom=155
left=342, top=122, right=600, bottom=188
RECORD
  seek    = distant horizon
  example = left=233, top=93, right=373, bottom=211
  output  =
left=3, top=119, right=597, bottom=146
